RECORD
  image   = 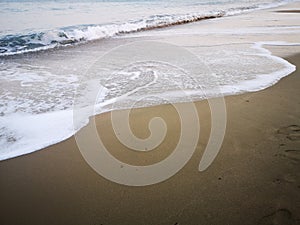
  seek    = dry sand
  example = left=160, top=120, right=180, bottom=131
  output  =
left=0, top=50, right=299, bottom=225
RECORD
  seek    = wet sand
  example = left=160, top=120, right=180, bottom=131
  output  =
left=0, top=51, right=299, bottom=225
left=276, top=10, right=300, bottom=13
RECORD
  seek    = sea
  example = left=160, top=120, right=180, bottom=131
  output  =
left=0, top=0, right=298, bottom=160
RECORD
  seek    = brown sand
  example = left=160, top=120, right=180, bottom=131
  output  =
left=0, top=53, right=300, bottom=225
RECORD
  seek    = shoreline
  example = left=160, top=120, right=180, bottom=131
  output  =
left=0, top=40, right=297, bottom=162
left=0, top=51, right=299, bottom=224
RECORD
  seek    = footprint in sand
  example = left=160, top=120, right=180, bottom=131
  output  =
left=283, top=149, right=300, bottom=162
left=278, top=125, right=300, bottom=141
left=259, top=208, right=295, bottom=225
left=275, top=149, right=300, bottom=163
left=276, top=125, right=300, bottom=163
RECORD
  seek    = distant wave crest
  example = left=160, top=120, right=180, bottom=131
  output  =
left=0, top=10, right=241, bottom=56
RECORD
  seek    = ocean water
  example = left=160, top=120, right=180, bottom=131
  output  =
left=0, top=0, right=293, bottom=55
left=0, top=0, right=298, bottom=160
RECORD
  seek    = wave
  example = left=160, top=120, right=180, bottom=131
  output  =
left=0, top=12, right=226, bottom=56
left=0, top=0, right=288, bottom=56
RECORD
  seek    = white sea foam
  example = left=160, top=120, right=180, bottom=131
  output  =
left=0, top=40, right=297, bottom=161
left=0, top=110, right=74, bottom=160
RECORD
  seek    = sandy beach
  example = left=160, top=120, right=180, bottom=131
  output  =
left=1, top=3, right=300, bottom=225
